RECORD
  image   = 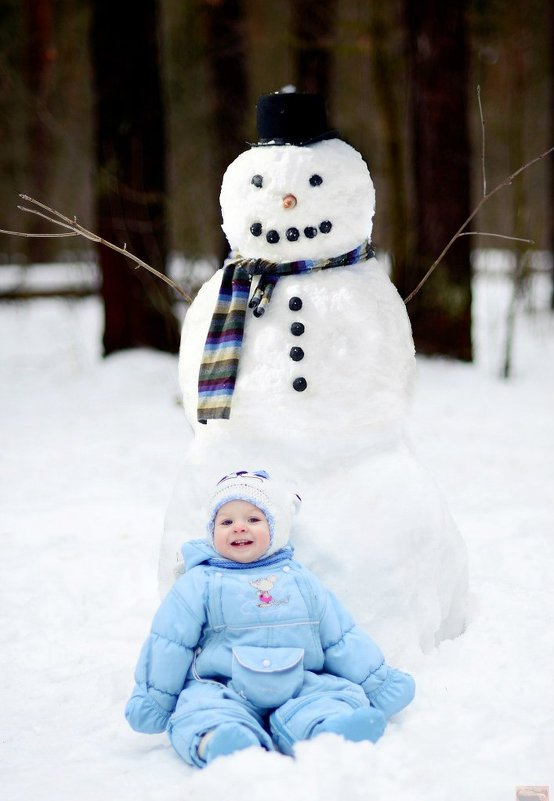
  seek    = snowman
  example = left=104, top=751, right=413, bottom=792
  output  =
left=161, top=92, right=468, bottom=658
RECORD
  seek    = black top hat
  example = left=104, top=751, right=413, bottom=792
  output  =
left=255, top=92, right=339, bottom=146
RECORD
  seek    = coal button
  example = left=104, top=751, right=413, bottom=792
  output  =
left=289, top=346, right=304, bottom=361
left=319, top=220, right=332, bottom=234
left=289, top=296, right=303, bottom=311
left=290, top=322, right=305, bottom=336
left=293, top=377, right=307, bottom=392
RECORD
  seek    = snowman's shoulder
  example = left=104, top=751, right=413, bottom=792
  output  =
left=291, top=257, right=405, bottom=308
left=181, top=269, right=223, bottom=334
left=353, top=258, right=409, bottom=307
left=349, top=256, right=395, bottom=285
left=192, top=268, right=224, bottom=307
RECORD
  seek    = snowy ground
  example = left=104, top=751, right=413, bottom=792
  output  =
left=1, top=259, right=553, bottom=801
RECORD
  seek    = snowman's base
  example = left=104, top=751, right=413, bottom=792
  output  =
left=160, top=426, right=468, bottom=660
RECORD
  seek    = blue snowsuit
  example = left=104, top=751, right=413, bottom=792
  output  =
left=125, top=540, right=415, bottom=766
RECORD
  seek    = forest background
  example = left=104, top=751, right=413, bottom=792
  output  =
left=0, top=0, right=552, bottom=362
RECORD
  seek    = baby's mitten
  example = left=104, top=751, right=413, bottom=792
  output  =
left=313, top=706, right=386, bottom=744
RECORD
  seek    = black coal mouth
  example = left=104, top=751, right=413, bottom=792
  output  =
left=250, top=220, right=332, bottom=244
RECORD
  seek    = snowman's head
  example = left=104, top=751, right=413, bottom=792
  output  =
left=220, top=138, right=375, bottom=262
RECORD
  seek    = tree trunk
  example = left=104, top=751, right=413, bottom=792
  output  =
left=402, top=0, right=473, bottom=360
left=201, top=0, right=249, bottom=263
left=368, top=5, right=411, bottom=296
left=90, top=0, right=180, bottom=355
left=550, top=0, right=554, bottom=310
left=503, top=17, right=531, bottom=378
left=292, top=0, right=338, bottom=100
left=23, top=0, right=55, bottom=263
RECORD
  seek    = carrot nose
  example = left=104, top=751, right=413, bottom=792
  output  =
left=282, top=194, right=297, bottom=209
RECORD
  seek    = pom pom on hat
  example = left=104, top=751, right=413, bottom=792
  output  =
left=207, top=470, right=301, bottom=557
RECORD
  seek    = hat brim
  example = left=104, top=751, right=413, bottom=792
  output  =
left=250, top=129, right=340, bottom=148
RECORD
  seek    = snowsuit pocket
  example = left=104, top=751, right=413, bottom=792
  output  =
left=230, top=646, right=305, bottom=709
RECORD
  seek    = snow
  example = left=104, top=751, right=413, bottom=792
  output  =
left=1, top=259, right=553, bottom=800
left=0, top=260, right=99, bottom=293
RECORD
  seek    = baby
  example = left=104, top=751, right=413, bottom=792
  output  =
left=125, top=470, right=415, bottom=767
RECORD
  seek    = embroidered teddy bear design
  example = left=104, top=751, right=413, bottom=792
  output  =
left=250, top=575, right=289, bottom=608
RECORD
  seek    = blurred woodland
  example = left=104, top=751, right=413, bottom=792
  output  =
left=0, top=0, right=552, bottom=359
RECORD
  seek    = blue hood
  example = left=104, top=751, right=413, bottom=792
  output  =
left=181, top=539, right=294, bottom=572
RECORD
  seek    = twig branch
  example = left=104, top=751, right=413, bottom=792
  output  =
left=17, top=203, right=86, bottom=234
left=404, top=144, right=554, bottom=304
left=0, top=228, right=77, bottom=238
left=3, top=195, right=192, bottom=303
left=457, top=231, right=534, bottom=244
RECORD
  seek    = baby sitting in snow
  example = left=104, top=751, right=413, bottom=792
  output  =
left=125, top=470, right=415, bottom=767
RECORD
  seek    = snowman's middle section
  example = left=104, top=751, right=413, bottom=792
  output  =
left=180, top=256, right=416, bottom=445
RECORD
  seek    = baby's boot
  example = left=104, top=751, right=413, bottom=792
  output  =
left=199, top=723, right=263, bottom=764
left=313, top=706, right=386, bottom=744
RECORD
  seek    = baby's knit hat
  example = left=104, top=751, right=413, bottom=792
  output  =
left=207, top=470, right=301, bottom=557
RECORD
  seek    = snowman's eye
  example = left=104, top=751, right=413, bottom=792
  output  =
left=251, top=174, right=263, bottom=188
left=309, top=174, right=323, bottom=187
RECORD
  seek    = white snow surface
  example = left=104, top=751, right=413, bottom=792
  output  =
left=1, top=262, right=553, bottom=800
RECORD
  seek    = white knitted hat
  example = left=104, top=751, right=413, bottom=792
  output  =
left=207, top=470, right=301, bottom=557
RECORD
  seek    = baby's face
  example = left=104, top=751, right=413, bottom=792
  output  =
left=213, top=500, right=270, bottom=563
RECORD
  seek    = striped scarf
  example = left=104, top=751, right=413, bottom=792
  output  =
left=197, top=239, right=375, bottom=422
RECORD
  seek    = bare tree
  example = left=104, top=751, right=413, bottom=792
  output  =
left=201, top=0, right=249, bottom=263
left=402, top=0, right=473, bottom=360
left=550, top=0, right=554, bottom=310
left=291, top=0, right=338, bottom=100
left=502, top=14, right=532, bottom=377
left=367, top=4, right=411, bottom=305
left=90, top=0, right=180, bottom=355
left=23, top=0, right=55, bottom=263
